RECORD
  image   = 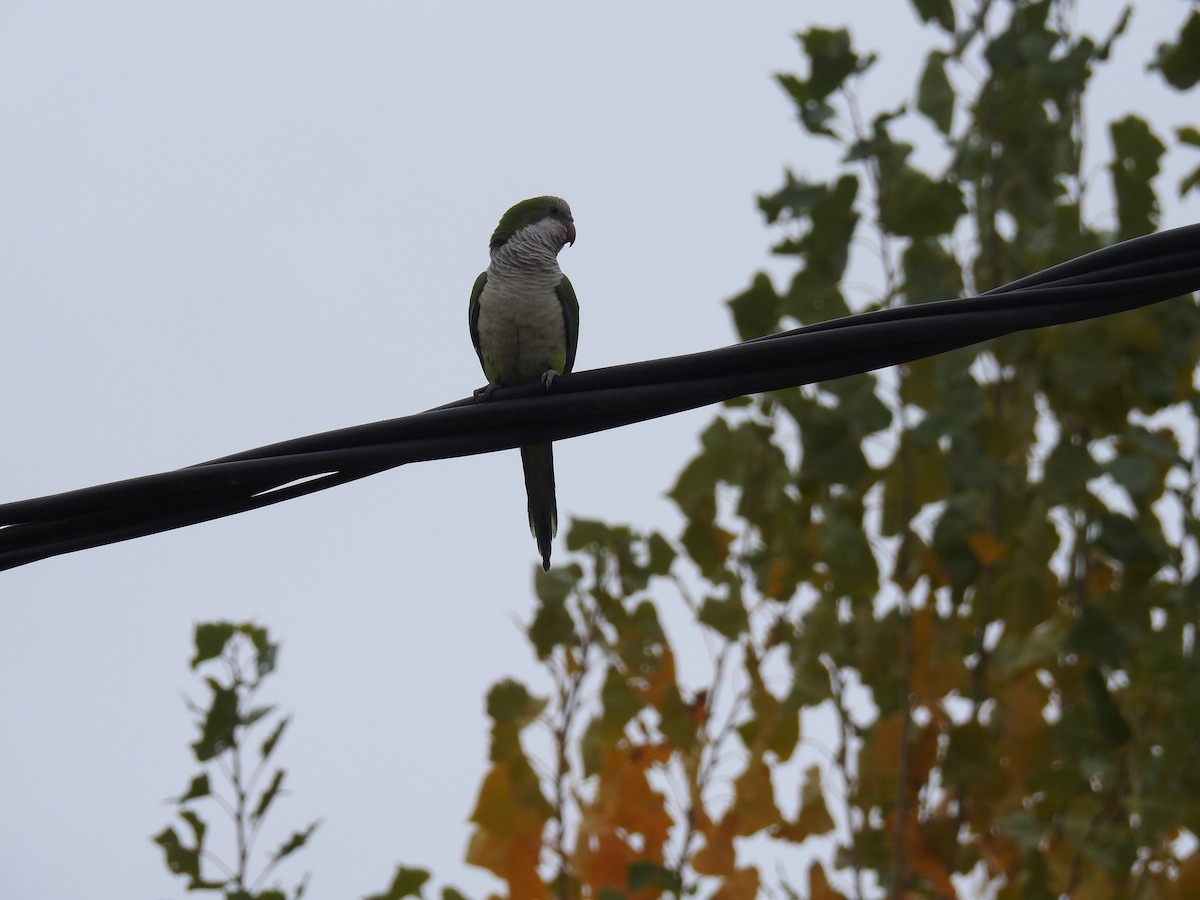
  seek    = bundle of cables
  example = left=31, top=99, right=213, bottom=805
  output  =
left=2, top=223, right=1198, bottom=571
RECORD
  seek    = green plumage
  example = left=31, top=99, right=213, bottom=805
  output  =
left=469, top=197, right=579, bottom=570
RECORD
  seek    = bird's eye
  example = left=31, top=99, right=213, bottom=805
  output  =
left=549, top=204, right=560, bottom=215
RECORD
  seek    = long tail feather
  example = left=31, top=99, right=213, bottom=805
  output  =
left=520, top=443, right=557, bottom=570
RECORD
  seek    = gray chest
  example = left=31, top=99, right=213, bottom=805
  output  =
left=475, top=280, right=567, bottom=385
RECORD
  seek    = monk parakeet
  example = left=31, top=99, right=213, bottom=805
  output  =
left=469, top=196, right=579, bottom=570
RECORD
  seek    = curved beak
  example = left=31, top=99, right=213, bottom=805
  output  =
left=565, top=220, right=576, bottom=247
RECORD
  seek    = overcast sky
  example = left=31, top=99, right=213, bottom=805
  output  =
left=1, top=3, right=1197, bottom=899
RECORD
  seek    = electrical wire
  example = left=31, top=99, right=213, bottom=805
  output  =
left=1, top=223, right=1198, bottom=571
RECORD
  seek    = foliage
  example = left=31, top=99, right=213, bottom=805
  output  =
left=153, top=622, right=318, bottom=900
left=453, top=1, right=1200, bottom=898
left=155, top=3, right=1200, bottom=899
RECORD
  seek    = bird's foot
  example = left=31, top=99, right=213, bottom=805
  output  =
left=540, top=370, right=558, bottom=393
left=474, top=383, right=498, bottom=403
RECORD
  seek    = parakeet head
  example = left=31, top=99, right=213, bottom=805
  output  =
left=490, top=196, right=576, bottom=252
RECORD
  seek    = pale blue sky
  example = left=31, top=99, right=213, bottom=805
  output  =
left=1, top=3, right=1196, bottom=899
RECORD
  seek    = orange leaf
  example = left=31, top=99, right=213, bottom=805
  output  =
left=573, top=746, right=673, bottom=899
left=731, top=758, right=783, bottom=836
left=977, top=827, right=1019, bottom=878
left=762, top=555, right=793, bottom=600
left=995, top=672, right=1052, bottom=788
left=466, top=764, right=549, bottom=900
left=775, top=765, right=834, bottom=841
left=860, top=711, right=938, bottom=807
left=807, top=860, right=843, bottom=899
left=692, top=812, right=736, bottom=877
left=967, top=532, right=1006, bottom=566
left=909, top=609, right=968, bottom=701
left=1086, top=555, right=1117, bottom=592
left=1177, top=847, right=1200, bottom=894
left=899, top=811, right=956, bottom=896
left=711, top=866, right=760, bottom=900
left=635, top=644, right=679, bottom=710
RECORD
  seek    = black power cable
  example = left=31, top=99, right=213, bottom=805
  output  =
left=1, top=224, right=1198, bottom=571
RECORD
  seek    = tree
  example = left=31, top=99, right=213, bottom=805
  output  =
left=158, top=2, right=1200, bottom=897
left=460, top=2, right=1200, bottom=898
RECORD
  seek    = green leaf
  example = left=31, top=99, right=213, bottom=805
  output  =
left=1096, top=5, right=1132, bottom=61
left=252, top=769, right=285, bottom=824
left=757, top=170, right=828, bottom=224
left=180, top=809, right=206, bottom=844
left=271, top=820, right=321, bottom=863
left=191, top=621, right=235, bottom=668
left=800, top=27, right=873, bottom=99
left=176, top=773, right=210, bottom=804
left=1042, top=435, right=1101, bottom=506
left=365, top=865, right=432, bottom=900
left=627, top=860, right=682, bottom=892
left=1176, top=126, right=1200, bottom=197
left=1109, top=115, right=1166, bottom=239
left=1066, top=603, right=1130, bottom=668
left=727, top=272, right=781, bottom=340
left=529, top=569, right=577, bottom=660
left=878, top=164, right=965, bottom=237
left=698, top=590, right=749, bottom=640
left=658, top=683, right=698, bottom=752
left=645, top=532, right=676, bottom=576
left=795, top=401, right=872, bottom=489
left=845, top=109, right=912, bottom=168
left=902, top=237, right=962, bottom=304
left=1083, top=665, right=1132, bottom=747
left=909, top=0, right=954, bottom=31
left=1182, top=164, right=1200, bottom=198
left=243, top=703, right=276, bottom=728
left=766, top=173, right=859, bottom=323
left=996, top=811, right=1048, bottom=852
left=485, top=679, right=546, bottom=729
left=261, top=715, right=290, bottom=763
left=1150, top=10, right=1200, bottom=90
left=740, top=653, right=802, bottom=761
left=566, top=517, right=611, bottom=549
left=152, top=825, right=200, bottom=880
left=600, top=664, right=644, bottom=732
left=192, top=682, right=239, bottom=763
left=776, top=28, right=874, bottom=136
left=916, top=50, right=954, bottom=134
left=239, top=623, right=279, bottom=678
left=1095, top=511, right=1161, bottom=579
left=941, top=720, right=994, bottom=789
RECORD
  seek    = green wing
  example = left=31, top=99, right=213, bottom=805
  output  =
left=556, top=274, right=580, bottom=374
left=468, top=271, right=487, bottom=369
